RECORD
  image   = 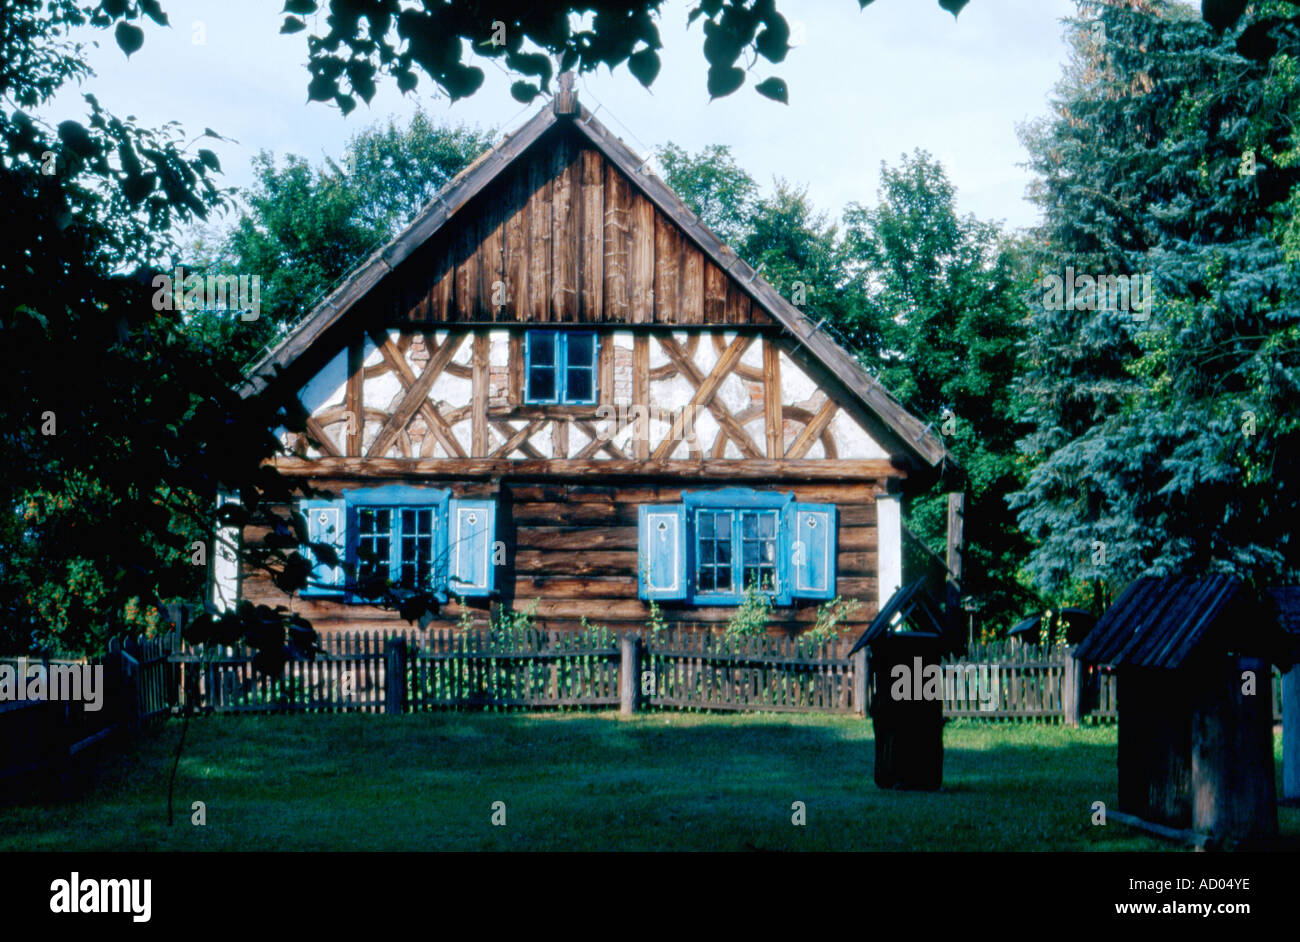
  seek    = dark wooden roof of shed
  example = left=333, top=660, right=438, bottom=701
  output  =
left=1075, top=575, right=1285, bottom=669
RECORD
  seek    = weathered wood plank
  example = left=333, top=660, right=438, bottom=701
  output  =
left=680, top=242, right=704, bottom=324
left=477, top=186, right=506, bottom=321
left=503, top=168, right=529, bottom=321
left=603, top=162, right=631, bottom=322
left=551, top=135, right=580, bottom=322
left=654, top=213, right=680, bottom=323
left=580, top=147, right=604, bottom=321
left=629, top=192, right=655, bottom=324
left=526, top=149, right=553, bottom=322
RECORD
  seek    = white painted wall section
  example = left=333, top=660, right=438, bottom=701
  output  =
left=876, top=493, right=902, bottom=614
left=211, top=490, right=241, bottom=614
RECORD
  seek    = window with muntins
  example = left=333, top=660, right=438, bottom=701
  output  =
left=637, top=489, right=837, bottom=605
left=525, top=330, right=598, bottom=404
left=298, top=487, right=497, bottom=600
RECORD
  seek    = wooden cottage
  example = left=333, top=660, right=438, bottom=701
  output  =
left=1075, top=575, right=1293, bottom=841
left=216, top=85, right=954, bottom=638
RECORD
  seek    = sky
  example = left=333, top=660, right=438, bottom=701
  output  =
left=42, top=0, right=1088, bottom=238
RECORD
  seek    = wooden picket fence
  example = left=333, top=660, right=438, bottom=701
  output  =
left=645, top=631, right=860, bottom=713
left=156, top=632, right=1145, bottom=721
left=940, top=642, right=1120, bottom=722
left=3, top=632, right=1284, bottom=733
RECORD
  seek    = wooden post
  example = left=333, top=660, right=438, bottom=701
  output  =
left=1282, top=665, right=1299, bottom=802
left=1063, top=645, right=1082, bottom=727
left=852, top=647, right=868, bottom=717
left=384, top=638, right=407, bottom=715
left=945, top=492, right=964, bottom=644
left=945, top=492, right=964, bottom=587
left=553, top=71, right=578, bottom=116
left=620, top=634, right=641, bottom=715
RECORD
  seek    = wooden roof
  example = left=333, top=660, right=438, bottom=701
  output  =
left=238, top=93, right=951, bottom=470
left=1075, top=575, right=1291, bottom=669
left=848, top=579, right=949, bottom=655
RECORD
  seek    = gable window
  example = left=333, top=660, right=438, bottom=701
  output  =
left=637, top=489, right=836, bottom=605
left=299, top=486, right=497, bottom=600
left=525, top=330, right=598, bottom=404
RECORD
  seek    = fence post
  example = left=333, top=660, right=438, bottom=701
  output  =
left=385, top=638, right=407, bottom=715
left=1063, top=645, right=1082, bottom=727
left=852, top=647, right=868, bottom=717
left=620, top=634, right=642, bottom=715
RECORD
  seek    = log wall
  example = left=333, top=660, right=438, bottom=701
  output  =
left=240, top=478, right=882, bottom=638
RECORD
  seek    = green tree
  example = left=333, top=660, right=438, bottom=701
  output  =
left=1010, top=1, right=1300, bottom=606
left=842, top=151, right=1034, bottom=628
left=188, top=112, right=493, bottom=366
left=656, top=141, right=758, bottom=246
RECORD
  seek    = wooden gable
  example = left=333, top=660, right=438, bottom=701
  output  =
left=241, top=94, right=952, bottom=473
left=380, top=124, right=774, bottom=327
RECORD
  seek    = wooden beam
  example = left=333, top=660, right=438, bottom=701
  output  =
left=573, top=418, right=630, bottom=461
left=472, top=333, right=489, bottom=457
left=366, top=328, right=465, bottom=459
left=270, top=456, right=907, bottom=482
left=786, top=397, right=838, bottom=459
left=946, top=491, right=965, bottom=588
left=552, top=417, right=569, bottom=459
left=633, top=335, right=649, bottom=460
left=345, top=338, right=363, bottom=457
left=489, top=418, right=547, bottom=459
left=657, top=334, right=763, bottom=460
left=303, top=415, right=342, bottom=458
left=508, top=332, right=523, bottom=406
left=764, top=338, right=782, bottom=459
left=651, top=334, right=754, bottom=461
left=366, top=331, right=468, bottom=459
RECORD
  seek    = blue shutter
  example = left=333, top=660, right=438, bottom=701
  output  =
left=449, top=499, right=496, bottom=597
left=638, top=505, right=687, bottom=601
left=787, top=503, right=836, bottom=600
left=300, top=499, right=347, bottom=597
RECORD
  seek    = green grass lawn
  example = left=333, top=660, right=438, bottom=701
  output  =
left=2, top=713, right=1296, bottom=851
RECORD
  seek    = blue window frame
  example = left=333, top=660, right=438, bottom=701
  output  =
left=298, top=486, right=497, bottom=601
left=638, top=489, right=837, bottom=605
left=685, top=490, right=791, bottom=604
left=525, top=330, right=598, bottom=404
left=347, top=486, right=449, bottom=598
